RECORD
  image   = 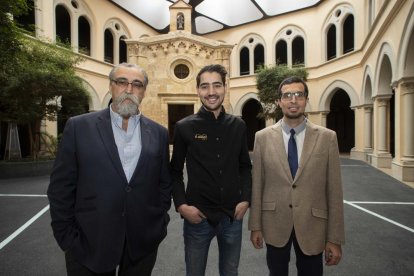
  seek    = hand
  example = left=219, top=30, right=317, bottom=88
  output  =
left=325, top=242, right=342, bottom=266
left=177, top=204, right=206, bottom=224
left=250, top=230, right=263, bottom=249
left=234, top=201, right=249, bottom=220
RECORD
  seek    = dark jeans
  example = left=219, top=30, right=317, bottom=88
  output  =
left=183, top=217, right=243, bottom=276
left=65, top=242, right=158, bottom=276
left=266, top=230, right=323, bottom=276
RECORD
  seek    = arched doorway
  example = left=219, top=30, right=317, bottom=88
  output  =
left=241, top=99, right=265, bottom=150
left=327, top=89, right=355, bottom=152
left=377, top=54, right=394, bottom=158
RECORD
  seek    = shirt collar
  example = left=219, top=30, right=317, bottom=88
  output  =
left=109, top=104, right=141, bottom=130
left=198, top=106, right=226, bottom=120
left=281, top=117, right=307, bottom=135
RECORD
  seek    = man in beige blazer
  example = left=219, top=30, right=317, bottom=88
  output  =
left=249, top=76, right=345, bottom=276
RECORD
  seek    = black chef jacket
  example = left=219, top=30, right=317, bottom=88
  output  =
left=171, top=107, right=252, bottom=225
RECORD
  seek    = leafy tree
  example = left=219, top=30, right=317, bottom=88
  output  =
left=256, top=65, right=308, bottom=121
left=0, top=0, right=27, bottom=82
left=0, top=0, right=90, bottom=159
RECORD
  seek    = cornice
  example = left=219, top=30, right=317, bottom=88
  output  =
left=125, top=31, right=234, bottom=49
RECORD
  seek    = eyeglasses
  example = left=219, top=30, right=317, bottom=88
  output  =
left=280, top=91, right=306, bottom=101
left=111, top=78, right=145, bottom=91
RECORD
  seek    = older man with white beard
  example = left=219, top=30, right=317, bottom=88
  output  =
left=48, top=63, right=172, bottom=276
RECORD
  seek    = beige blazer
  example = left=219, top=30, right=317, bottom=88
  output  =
left=248, top=120, right=345, bottom=255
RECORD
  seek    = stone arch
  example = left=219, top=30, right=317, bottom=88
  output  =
left=397, top=2, right=414, bottom=79
left=53, top=0, right=96, bottom=55
left=362, top=65, right=374, bottom=104
left=102, top=92, right=112, bottom=109
left=326, top=89, right=355, bottom=152
left=374, top=42, right=396, bottom=96
left=233, top=92, right=260, bottom=116
left=374, top=43, right=396, bottom=157
left=322, top=3, right=355, bottom=61
left=273, top=25, right=306, bottom=66
left=103, top=18, right=131, bottom=64
left=361, top=65, right=374, bottom=152
left=321, top=81, right=357, bottom=153
left=103, top=18, right=132, bottom=39
left=234, top=93, right=265, bottom=150
left=236, top=33, right=266, bottom=76
left=80, top=79, right=101, bottom=111
left=319, top=80, right=359, bottom=111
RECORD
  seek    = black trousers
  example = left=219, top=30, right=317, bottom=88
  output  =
left=65, top=242, right=158, bottom=276
left=266, top=230, right=323, bottom=276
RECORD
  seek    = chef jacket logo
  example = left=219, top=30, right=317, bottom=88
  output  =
left=195, top=134, right=208, bottom=141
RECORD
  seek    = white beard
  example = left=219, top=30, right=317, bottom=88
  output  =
left=113, top=93, right=140, bottom=118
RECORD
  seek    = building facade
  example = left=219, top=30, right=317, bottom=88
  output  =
left=8, top=0, right=414, bottom=182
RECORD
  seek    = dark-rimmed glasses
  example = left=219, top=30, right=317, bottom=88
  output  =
left=111, top=78, right=144, bottom=91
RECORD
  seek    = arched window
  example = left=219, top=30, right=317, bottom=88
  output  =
left=55, top=5, right=71, bottom=45
left=327, top=24, right=336, bottom=60
left=240, top=47, right=250, bottom=76
left=324, top=5, right=355, bottom=61
left=104, top=29, right=114, bottom=64
left=104, top=20, right=130, bottom=64
left=119, top=36, right=127, bottom=63
left=275, top=40, right=287, bottom=65
left=54, top=1, right=94, bottom=56
left=274, top=27, right=305, bottom=67
left=343, top=14, right=354, bottom=54
left=238, top=35, right=266, bottom=76
left=292, top=37, right=304, bottom=65
left=254, top=44, right=264, bottom=72
left=78, top=16, right=91, bottom=56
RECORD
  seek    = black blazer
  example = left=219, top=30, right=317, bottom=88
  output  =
left=47, top=108, right=172, bottom=273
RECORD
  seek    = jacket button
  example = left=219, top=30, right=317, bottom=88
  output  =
left=289, top=204, right=292, bottom=208
left=292, top=184, right=297, bottom=189
left=125, top=186, right=132, bottom=192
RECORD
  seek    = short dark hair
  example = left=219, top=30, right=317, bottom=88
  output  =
left=277, top=76, right=308, bottom=99
left=196, top=64, right=227, bottom=87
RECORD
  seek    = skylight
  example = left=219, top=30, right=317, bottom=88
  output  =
left=108, top=0, right=322, bottom=34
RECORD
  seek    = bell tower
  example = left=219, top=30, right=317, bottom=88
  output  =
left=169, top=0, right=192, bottom=33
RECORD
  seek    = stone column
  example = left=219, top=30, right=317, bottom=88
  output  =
left=369, top=96, right=392, bottom=168
left=287, top=41, right=292, bottom=67
left=249, top=47, right=255, bottom=75
left=71, top=15, right=79, bottom=53
left=364, top=105, right=373, bottom=149
left=401, top=82, right=414, bottom=158
left=114, top=36, right=120, bottom=65
left=392, top=81, right=414, bottom=182
left=377, top=97, right=389, bottom=153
